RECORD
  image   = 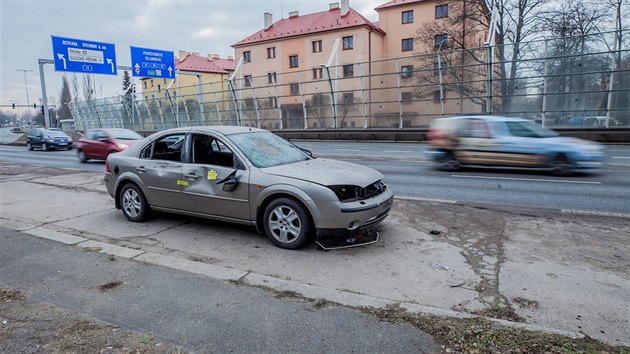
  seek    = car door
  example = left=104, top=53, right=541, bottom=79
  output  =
left=180, top=133, right=251, bottom=222
left=135, top=133, right=187, bottom=211
left=455, top=118, right=498, bottom=165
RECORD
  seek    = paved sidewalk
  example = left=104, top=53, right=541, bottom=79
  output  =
left=1, top=162, right=628, bottom=346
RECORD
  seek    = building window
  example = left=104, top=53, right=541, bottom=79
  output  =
left=150, top=79, right=154, bottom=87
left=342, top=64, right=354, bottom=78
left=243, top=51, right=251, bottom=63
left=402, top=38, right=414, bottom=52
left=244, top=75, right=252, bottom=87
left=290, top=83, right=300, bottom=96
left=268, top=72, right=277, bottom=84
left=313, top=67, right=323, bottom=79
left=436, top=4, right=448, bottom=19
left=402, top=10, right=414, bottom=24
left=401, top=65, right=413, bottom=79
left=268, top=97, right=277, bottom=108
left=289, top=55, right=299, bottom=68
left=267, top=47, right=276, bottom=59
left=157, top=84, right=161, bottom=93
left=401, top=92, right=413, bottom=104
left=342, top=92, right=354, bottom=104
left=163, top=79, right=166, bottom=84
left=143, top=81, right=147, bottom=89
left=433, top=90, right=445, bottom=103
left=312, top=40, right=322, bottom=53
left=342, top=36, right=353, bottom=50
left=435, top=34, right=448, bottom=49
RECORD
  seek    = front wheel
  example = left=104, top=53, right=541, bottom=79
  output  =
left=120, top=183, right=150, bottom=222
left=263, top=198, right=312, bottom=249
left=78, top=150, right=88, bottom=163
left=549, top=155, right=574, bottom=176
left=42, top=143, right=48, bottom=152
left=27, top=142, right=33, bottom=151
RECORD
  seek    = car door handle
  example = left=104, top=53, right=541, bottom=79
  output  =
left=136, top=166, right=146, bottom=173
left=184, top=172, right=199, bottom=180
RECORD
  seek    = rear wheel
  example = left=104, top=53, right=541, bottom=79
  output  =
left=78, top=150, right=88, bottom=163
left=120, top=183, right=150, bottom=222
left=263, top=198, right=312, bottom=249
left=27, top=142, right=33, bottom=151
left=438, top=151, right=461, bottom=171
left=550, top=155, right=574, bottom=176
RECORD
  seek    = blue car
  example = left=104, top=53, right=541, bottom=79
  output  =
left=425, top=115, right=605, bottom=175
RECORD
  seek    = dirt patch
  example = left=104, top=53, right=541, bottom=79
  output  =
left=0, top=289, right=24, bottom=302
left=0, top=288, right=182, bottom=353
left=98, top=281, right=124, bottom=292
left=360, top=304, right=629, bottom=353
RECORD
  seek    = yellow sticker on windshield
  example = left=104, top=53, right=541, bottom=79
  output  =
left=207, top=170, right=217, bottom=180
left=176, top=180, right=189, bottom=186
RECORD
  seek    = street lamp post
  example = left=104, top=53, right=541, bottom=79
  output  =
left=16, top=68, right=33, bottom=124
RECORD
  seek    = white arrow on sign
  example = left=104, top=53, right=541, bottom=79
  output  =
left=57, top=53, right=67, bottom=69
left=107, top=58, right=114, bottom=73
left=168, top=66, right=173, bottom=77
left=134, top=63, right=140, bottom=75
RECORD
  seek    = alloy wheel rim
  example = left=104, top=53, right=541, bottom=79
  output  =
left=122, top=189, right=141, bottom=217
left=269, top=205, right=301, bottom=243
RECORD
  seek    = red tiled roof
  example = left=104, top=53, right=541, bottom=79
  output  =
left=175, top=53, right=236, bottom=74
left=232, top=7, right=385, bottom=47
left=374, top=0, right=430, bottom=11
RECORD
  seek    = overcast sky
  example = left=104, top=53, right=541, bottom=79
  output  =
left=0, top=0, right=382, bottom=112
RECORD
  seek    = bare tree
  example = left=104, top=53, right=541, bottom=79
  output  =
left=82, top=74, right=95, bottom=101
left=58, top=75, right=72, bottom=121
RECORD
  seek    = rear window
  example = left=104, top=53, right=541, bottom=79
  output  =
left=109, top=130, right=143, bottom=140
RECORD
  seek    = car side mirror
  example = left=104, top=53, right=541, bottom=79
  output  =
left=217, top=170, right=238, bottom=192
left=98, top=138, right=111, bottom=143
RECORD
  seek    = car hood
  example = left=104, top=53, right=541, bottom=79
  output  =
left=541, top=136, right=602, bottom=150
left=113, top=139, right=142, bottom=146
left=261, top=158, right=383, bottom=187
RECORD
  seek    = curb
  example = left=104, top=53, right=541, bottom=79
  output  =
left=2, top=219, right=610, bottom=345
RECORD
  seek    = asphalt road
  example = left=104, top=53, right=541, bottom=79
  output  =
left=1, top=142, right=629, bottom=214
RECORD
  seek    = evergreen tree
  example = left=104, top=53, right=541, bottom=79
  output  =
left=58, top=75, right=73, bottom=121
left=122, top=70, right=135, bottom=95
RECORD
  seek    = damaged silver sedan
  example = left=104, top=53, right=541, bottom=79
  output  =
left=104, top=126, right=393, bottom=249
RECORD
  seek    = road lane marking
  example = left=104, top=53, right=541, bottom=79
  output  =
left=395, top=196, right=457, bottom=204
left=334, top=149, right=360, bottom=151
left=384, top=150, right=413, bottom=153
left=451, top=175, right=601, bottom=184
left=612, top=156, right=630, bottom=159
left=562, top=209, right=630, bottom=219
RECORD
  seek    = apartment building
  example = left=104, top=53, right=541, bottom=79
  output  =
left=233, top=0, right=489, bottom=128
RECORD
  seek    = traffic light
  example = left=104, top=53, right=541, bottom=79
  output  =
left=33, top=103, right=37, bottom=109
left=40, top=105, right=44, bottom=115
left=12, top=103, right=15, bottom=109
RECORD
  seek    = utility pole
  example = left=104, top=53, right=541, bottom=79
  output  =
left=16, top=68, right=33, bottom=124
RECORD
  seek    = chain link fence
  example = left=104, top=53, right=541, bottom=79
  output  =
left=69, top=30, right=629, bottom=131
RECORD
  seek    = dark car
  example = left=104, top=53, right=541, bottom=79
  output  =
left=77, top=128, right=144, bottom=162
left=27, top=128, right=73, bottom=151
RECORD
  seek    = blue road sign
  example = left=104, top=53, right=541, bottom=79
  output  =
left=130, top=46, right=176, bottom=79
left=51, top=36, right=117, bottom=75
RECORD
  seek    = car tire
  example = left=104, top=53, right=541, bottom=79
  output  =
left=550, top=154, right=573, bottom=176
left=42, top=143, right=48, bottom=152
left=120, top=183, right=150, bottom=222
left=27, top=142, right=32, bottom=151
left=263, top=198, right=312, bottom=250
left=67, top=146, right=73, bottom=150
left=78, top=150, right=88, bottom=163
left=439, top=151, right=461, bottom=171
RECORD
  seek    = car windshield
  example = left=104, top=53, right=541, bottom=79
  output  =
left=109, top=130, right=143, bottom=140
left=227, top=131, right=310, bottom=168
left=44, top=130, right=69, bottom=137
left=505, top=121, right=558, bottom=138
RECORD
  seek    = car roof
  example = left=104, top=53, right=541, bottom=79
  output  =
left=158, top=125, right=266, bottom=136
left=435, top=115, right=529, bottom=123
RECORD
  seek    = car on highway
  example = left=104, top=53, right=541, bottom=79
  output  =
left=425, top=115, right=605, bottom=175
left=76, top=128, right=144, bottom=162
left=26, top=127, right=73, bottom=151
left=104, top=126, right=393, bottom=250
left=568, top=116, right=622, bottom=128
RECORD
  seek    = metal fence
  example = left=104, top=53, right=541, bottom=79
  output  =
left=69, top=30, right=630, bottom=131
